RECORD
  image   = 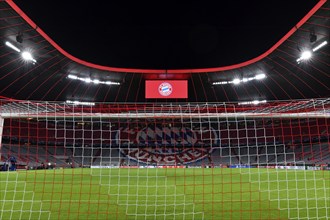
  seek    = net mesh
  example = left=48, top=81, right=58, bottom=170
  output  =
left=0, top=98, right=329, bottom=220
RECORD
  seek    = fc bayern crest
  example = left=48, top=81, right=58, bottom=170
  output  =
left=158, top=82, right=173, bottom=96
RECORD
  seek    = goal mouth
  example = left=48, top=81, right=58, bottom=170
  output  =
left=1, top=98, right=329, bottom=220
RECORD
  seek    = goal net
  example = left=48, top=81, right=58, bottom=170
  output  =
left=0, top=98, right=329, bottom=220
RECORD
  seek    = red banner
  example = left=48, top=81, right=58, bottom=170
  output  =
left=145, top=80, right=188, bottom=98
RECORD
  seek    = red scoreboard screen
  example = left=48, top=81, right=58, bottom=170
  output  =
left=145, top=80, right=188, bottom=99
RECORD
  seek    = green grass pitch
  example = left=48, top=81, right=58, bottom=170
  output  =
left=0, top=168, right=329, bottom=220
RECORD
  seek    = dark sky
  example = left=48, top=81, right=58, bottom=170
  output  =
left=14, top=0, right=318, bottom=69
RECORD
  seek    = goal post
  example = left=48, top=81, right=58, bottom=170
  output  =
left=0, top=98, right=329, bottom=220
left=0, top=116, right=4, bottom=164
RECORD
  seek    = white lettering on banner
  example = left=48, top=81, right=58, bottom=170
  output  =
left=163, top=156, right=176, bottom=163
left=190, top=149, right=201, bottom=157
left=152, top=155, right=163, bottom=163
left=181, top=153, right=192, bottom=161
left=122, top=147, right=213, bottom=165
left=118, top=126, right=219, bottom=145
left=135, top=151, right=149, bottom=160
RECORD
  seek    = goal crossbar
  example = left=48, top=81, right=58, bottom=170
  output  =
left=0, top=98, right=329, bottom=119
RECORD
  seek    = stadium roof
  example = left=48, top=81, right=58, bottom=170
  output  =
left=0, top=0, right=329, bottom=103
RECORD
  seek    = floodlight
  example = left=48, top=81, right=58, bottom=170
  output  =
left=93, top=79, right=100, bottom=84
left=301, top=51, right=312, bottom=60
left=297, top=51, right=312, bottom=63
left=232, top=78, right=241, bottom=84
left=21, top=51, right=36, bottom=63
left=22, top=51, right=32, bottom=60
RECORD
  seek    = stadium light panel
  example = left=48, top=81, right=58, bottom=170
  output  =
left=255, top=73, right=266, bottom=80
left=213, top=74, right=265, bottom=86
left=67, top=74, right=120, bottom=85
left=312, top=40, right=327, bottom=52
left=105, top=81, right=120, bottom=85
left=5, top=41, right=21, bottom=52
left=212, top=81, right=228, bottom=85
left=68, top=74, right=78, bottom=79
left=66, top=100, right=95, bottom=106
left=238, top=100, right=267, bottom=105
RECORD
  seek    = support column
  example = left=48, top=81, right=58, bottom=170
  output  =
left=0, top=117, right=4, bottom=162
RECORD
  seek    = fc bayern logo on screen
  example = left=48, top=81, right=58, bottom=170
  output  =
left=158, top=82, right=173, bottom=96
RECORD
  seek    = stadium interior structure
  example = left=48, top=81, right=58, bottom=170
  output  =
left=0, top=0, right=329, bottom=220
